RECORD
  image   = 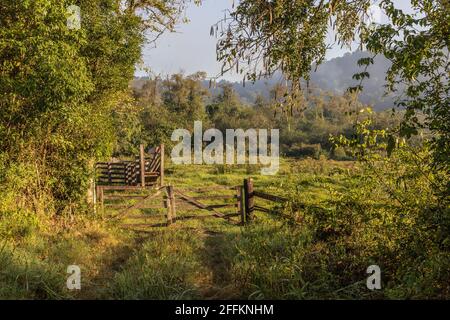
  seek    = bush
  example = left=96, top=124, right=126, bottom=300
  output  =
left=285, top=143, right=322, bottom=159
left=331, top=147, right=353, bottom=161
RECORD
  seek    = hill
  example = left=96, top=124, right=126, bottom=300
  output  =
left=202, top=51, right=395, bottom=110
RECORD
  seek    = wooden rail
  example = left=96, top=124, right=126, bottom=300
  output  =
left=242, top=178, right=289, bottom=223
left=253, top=191, right=288, bottom=203
left=95, top=144, right=164, bottom=188
left=99, top=173, right=290, bottom=229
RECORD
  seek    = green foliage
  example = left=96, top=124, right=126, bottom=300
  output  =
left=214, top=0, right=371, bottom=109
left=0, top=0, right=448, bottom=301
left=324, top=118, right=449, bottom=298
left=0, top=0, right=195, bottom=218
left=132, top=73, right=210, bottom=151
left=0, top=241, right=72, bottom=299
left=361, top=0, right=450, bottom=172
left=217, top=0, right=449, bottom=171
left=131, top=76, right=399, bottom=159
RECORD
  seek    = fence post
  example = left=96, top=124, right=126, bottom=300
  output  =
left=97, top=186, right=104, bottom=211
left=243, top=178, right=254, bottom=223
left=92, top=180, right=97, bottom=214
left=166, top=185, right=176, bottom=225
left=139, top=144, right=146, bottom=188
left=95, top=185, right=100, bottom=209
left=108, top=162, right=112, bottom=185
left=236, top=186, right=245, bottom=225
left=160, top=144, right=165, bottom=187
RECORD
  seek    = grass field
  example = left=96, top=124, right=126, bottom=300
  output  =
left=1, top=158, right=447, bottom=299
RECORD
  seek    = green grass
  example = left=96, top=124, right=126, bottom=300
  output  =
left=1, top=158, right=448, bottom=299
left=104, top=158, right=365, bottom=299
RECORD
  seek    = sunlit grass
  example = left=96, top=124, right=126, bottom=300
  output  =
left=3, top=157, right=446, bottom=300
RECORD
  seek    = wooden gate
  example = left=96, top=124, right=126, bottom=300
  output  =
left=95, top=144, right=164, bottom=209
left=119, top=184, right=245, bottom=230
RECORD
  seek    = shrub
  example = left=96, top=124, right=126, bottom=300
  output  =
left=285, top=143, right=322, bottom=159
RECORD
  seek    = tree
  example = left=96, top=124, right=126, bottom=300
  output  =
left=162, top=72, right=209, bottom=126
left=361, top=0, right=449, bottom=171
left=0, top=0, right=195, bottom=212
left=215, top=0, right=449, bottom=171
left=214, top=0, right=371, bottom=104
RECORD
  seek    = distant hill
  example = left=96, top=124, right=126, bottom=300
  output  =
left=133, top=51, right=397, bottom=111
left=204, top=51, right=395, bottom=111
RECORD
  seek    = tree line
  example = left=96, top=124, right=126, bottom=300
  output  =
left=123, top=73, right=400, bottom=161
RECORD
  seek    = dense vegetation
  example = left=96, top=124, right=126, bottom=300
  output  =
left=130, top=74, right=401, bottom=159
left=204, top=51, right=396, bottom=110
left=0, top=0, right=448, bottom=300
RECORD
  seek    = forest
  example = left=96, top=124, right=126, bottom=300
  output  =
left=0, top=0, right=448, bottom=300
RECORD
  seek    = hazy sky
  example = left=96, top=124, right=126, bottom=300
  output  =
left=137, top=0, right=412, bottom=81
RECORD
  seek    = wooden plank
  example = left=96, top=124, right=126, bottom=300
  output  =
left=105, top=204, right=129, bottom=209
left=174, top=202, right=235, bottom=210
left=160, top=144, right=164, bottom=186
left=206, top=203, right=236, bottom=209
left=175, top=213, right=240, bottom=221
left=253, top=190, right=288, bottom=203
left=236, top=186, right=245, bottom=225
left=147, top=148, right=160, bottom=173
left=108, top=163, right=112, bottom=184
left=139, top=144, right=145, bottom=188
left=97, top=173, right=127, bottom=178
left=177, top=186, right=236, bottom=193
left=224, top=213, right=241, bottom=218
left=174, top=214, right=217, bottom=220
left=95, top=167, right=126, bottom=171
left=121, top=223, right=165, bottom=228
left=175, top=190, right=225, bottom=218
left=103, top=195, right=149, bottom=200
left=254, top=205, right=271, bottom=213
left=97, top=181, right=127, bottom=185
left=112, top=188, right=164, bottom=219
left=100, top=186, right=149, bottom=191
left=121, top=213, right=242, bottom=229
left=97, top=176, right=127, bottom=180
left=144, top=172, right=160, bottom=177
left=96, top=163, right=128, bottom=167
left=96, top=182, right=128, bottom=186
left=192, top=195, right=236, bottom=200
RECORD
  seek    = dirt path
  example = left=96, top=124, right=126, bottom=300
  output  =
left=78, top=233, right=147, bottom=299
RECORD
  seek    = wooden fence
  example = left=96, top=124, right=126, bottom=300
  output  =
left=95, top=144, right=164, bottom=209
left=116, top=178, right=288, bottom=229
left=97, top=168, right=289, bottom=229
left=96, top=144, right=164, bottom=187
left=242, top=178, right=288, bottom=223
left=118, top=184, right=244, bottom=229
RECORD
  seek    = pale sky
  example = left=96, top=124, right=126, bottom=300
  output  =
left=137, top=0, right=413, bottom=81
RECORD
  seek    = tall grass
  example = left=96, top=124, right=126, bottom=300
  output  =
left=0, top=157, right=448, bottom=299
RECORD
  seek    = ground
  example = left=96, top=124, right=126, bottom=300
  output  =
left=0, top=158, right=362, bottom=299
